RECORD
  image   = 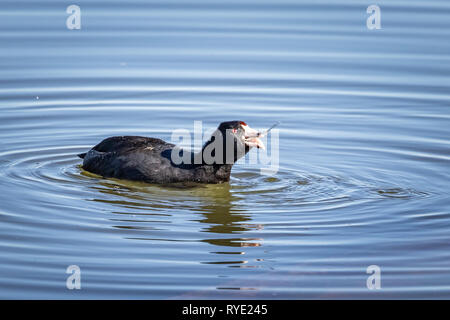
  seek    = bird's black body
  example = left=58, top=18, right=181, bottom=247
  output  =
left=78, top=121, right=263, bottom=184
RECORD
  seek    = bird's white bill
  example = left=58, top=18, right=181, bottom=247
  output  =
left=242, top=124, right=265, bottom=149
left=245, top=137, right=265, bottom=149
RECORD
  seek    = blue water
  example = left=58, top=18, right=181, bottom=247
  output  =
left=0, top=0, right=450, bottom=298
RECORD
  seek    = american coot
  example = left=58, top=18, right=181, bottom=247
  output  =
left=78, top=121, right=264, bottom=184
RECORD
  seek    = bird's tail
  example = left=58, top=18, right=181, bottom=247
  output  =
left=77, top=152, right=87, bottom=159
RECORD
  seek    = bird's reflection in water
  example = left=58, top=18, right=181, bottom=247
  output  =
left=195, top=183, right=263, bottom=244
left=194, top=183, right=263, bottom=268
left=82, top=170, right=265, bottom=294
left=83, top=172, right=263, bottom=254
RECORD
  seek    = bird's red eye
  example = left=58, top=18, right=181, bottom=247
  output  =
left=239, top=121, right=247, bottom=126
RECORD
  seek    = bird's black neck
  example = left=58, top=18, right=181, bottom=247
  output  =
left=191, top=150, right=234, bottom=183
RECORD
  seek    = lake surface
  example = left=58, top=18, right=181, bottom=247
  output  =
left=1, top=0, right=450, bottom=299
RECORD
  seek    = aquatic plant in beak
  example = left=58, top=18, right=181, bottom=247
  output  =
left=242, top=121, right=280, bottom=150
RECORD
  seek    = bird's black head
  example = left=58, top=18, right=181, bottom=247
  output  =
left=202, top=121, right=264, bottom=165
